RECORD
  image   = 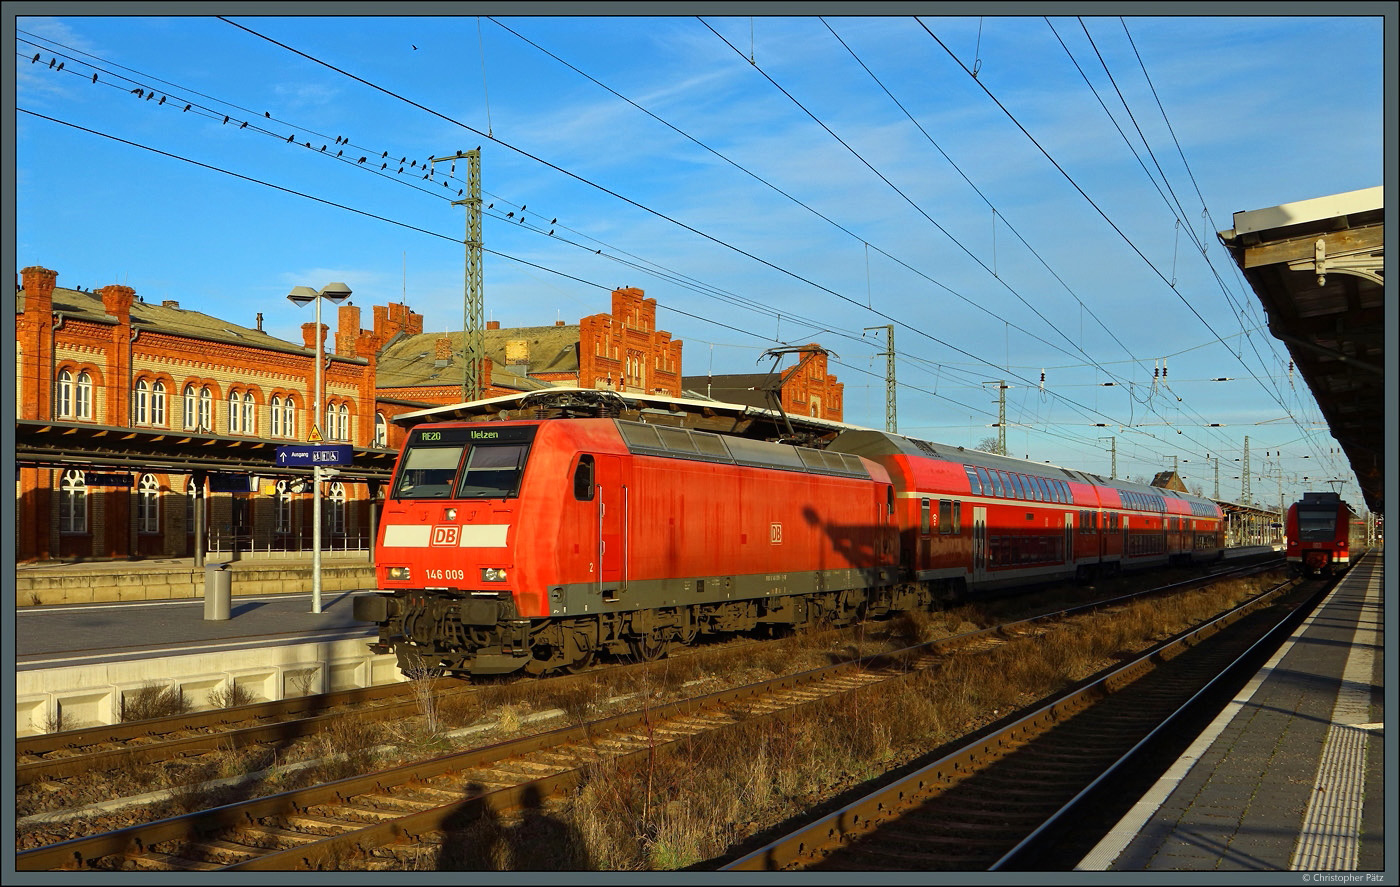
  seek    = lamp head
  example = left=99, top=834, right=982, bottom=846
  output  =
left=287, top=286, right=317, bottom=306
left=320, top=282, right=352, bottom=303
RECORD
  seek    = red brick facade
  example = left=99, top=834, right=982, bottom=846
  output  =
left=578, top=287, right=683, bottom=395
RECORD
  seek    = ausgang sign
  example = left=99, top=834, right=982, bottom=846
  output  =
left=275, top=444, right=354, bottom=467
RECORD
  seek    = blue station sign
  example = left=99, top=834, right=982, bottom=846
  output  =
left=276, top=444, right=354, bottom=467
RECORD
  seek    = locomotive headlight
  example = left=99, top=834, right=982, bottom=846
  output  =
left=387, top=566, right=411, bottom=581
left=481, top=567, right=508, bottom=582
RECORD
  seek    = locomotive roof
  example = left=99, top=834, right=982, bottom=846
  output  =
left=389, top=385, right=867, bottom=442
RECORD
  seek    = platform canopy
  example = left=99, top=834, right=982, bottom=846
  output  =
left=1217, top=187, right=1385, bottom=514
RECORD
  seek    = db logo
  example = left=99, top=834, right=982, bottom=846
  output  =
left=430, top=525, right=460, bottom=546
left=770, top=522, right=783, bottom=544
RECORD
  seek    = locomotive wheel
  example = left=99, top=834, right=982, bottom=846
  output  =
left=563, top=647, right=596, bottom=674
left=629, top=634, right=671, bottom=662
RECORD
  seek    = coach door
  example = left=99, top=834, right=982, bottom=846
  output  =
left=1064, top=513, right=1074, bottom=568
left=972, top=506, right=987, bottom=583
left=594, top=454, right=627, bottom=597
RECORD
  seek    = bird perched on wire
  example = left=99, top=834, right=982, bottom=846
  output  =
left=240, top=121, right=247, bottom=129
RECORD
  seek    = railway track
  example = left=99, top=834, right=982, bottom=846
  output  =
left=16, top=559, right=1285, bottom=871
left=720, top=571, right=1323, bottom=871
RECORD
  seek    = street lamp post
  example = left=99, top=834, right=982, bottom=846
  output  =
left=288, top=282, right=351, bottom=614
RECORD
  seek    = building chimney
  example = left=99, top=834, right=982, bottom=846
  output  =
left=100, top=284, right=136, bottom=324
left=434, top=336, right=453, bottom=367
left=256, top=312, right=263, bottom=331
left=487, top=320, right=501, bottom=331
left=555, top=320, right=565, bottom=326
left=162, top=300, right=180, bottom=309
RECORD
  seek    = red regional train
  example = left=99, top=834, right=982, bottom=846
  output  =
left=1285, top=491, right=1367, bottom=576
left=353, top=391, right=1225, bottom=678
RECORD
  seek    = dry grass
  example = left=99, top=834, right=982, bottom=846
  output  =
left=207, top=682, right=255, bottom=710
left=121, top=682, right=193, bottom=722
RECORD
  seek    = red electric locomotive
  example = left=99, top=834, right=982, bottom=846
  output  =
left=1285, top=492, right=1366, bottom=576
left=355, top=414, right=899, bottom=676
left=355, top=390, right=1225, bottom=678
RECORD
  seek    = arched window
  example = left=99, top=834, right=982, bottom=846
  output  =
left=338, top=403, right=350, bottom=442
left=60, top=469, right=87, bottom=533
left=151, top=381, right=166, bottom=426
left=243, top=392, right=256, bottom=435
left=186, top=478, right=196, bottom=535
left=326, top=482, right=346, bottom=535
left=325, top=403, right=335, bottom=440
left=134, top=378, right=150, bottom=425
left=57, top=369, right=73, bottom=418
left=270, top=395, right=282, bottom=437
left=374, top=412, right=387, bottom=447
left=75, top=371, right=93, bottom=420
left=275, top=480, right=292, bottom=534
left=137, top=474, right=160, bottom=534
left=282, top=395, right=296, bottom=440
left=228, top=390, right=241, bottom=433
left=184, top=384, right=198, bottom=429
left=199, top=387, right=212, bottom=430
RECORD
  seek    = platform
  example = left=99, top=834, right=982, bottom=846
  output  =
left=1078, top=550, right=1387, bottom=873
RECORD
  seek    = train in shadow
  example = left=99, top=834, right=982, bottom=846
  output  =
left=1285, top=491, right=1366, bottom=577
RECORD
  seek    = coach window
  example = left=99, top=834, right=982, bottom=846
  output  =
left=964, top=466, right=982, bottom=495
left=887, top=486, right=895, bottom=518
left=939, top=499, right=953, bottom=534
left=977, top=466, right=994, bottom=497
left=921, top=499, right=931, bottom=535
left=953, top=500, right=962, bottom=533
left=574, top=455, right=596, bottom=501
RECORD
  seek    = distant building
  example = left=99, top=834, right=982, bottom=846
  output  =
left=683, top=344, right=844, bottom=422
left=1150, top=470, right=1189, bottom=493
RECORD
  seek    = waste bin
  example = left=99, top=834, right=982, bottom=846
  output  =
left=204, top=562, right=231, bottom=620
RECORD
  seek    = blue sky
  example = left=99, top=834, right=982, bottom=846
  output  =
left=11, top=7, right=1390, bottom=511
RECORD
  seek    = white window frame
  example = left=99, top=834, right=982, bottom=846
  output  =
left=76, top=371, right=93, bottom=420
left=137, top=474, right=160, bottom=534
left=151, top=381, right=166, bottom=426
left=60, top=469, right=87, bottom=533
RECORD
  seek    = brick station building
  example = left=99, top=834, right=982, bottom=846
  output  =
left=16, top=268, right=826, bottom=564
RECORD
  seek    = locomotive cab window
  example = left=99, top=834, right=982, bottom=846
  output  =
left=574, top=454, right=596, bottom=501
left=456, top=443, right=530, bottom=499
left=391, top=445, right=465, bottom=498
